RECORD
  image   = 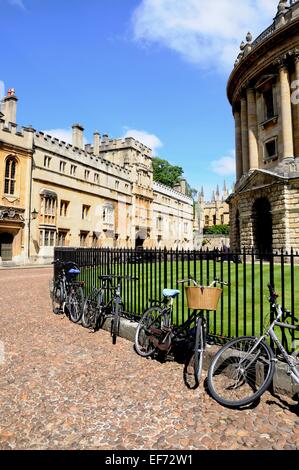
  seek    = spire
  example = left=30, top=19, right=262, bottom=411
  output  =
left=223, top=180, right=227, bottom=193
left=201, top=186, right=204, bottom=197
left=211, top=190, right=216, bottom=202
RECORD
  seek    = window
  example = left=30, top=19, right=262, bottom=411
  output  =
left=92, top=233, right=99, bottom=248
left=84, top=170, right=90, bottom=180
left=103, top=205, right=114, bottom=225
left=40, top=229, right=56, bottom=247
left=213, top=215, right=217, bottom=225
left=184, top=223, right=188, bottom=233
left=70, top=165, right=77, bottom=176
left=82, top=204, right=90, bottom=220
left=221, top=215, right=224, bottom=225
left=4, top=157, right=16, bottom=195
left=156, top=217, right=162, bottom=231
left=40, top=196, right=57, bottom=225
left=263, top=88, right=275, bottom=120
left=60, top=200, right=69, bottom=217
left=80, top=231, right=89, bottom=247
left=59, top=161, right=66, bottom=173
left=57, top=230, right=68, bottom=247
left=115, top=180, right=119, bottom=190
left=94, top=173, right=99, bottom=184
left=205, top=216, right=209, bottom=226
left=44, top=156, right=51, bottom=168
left=264, top=138, right=277, bottom=159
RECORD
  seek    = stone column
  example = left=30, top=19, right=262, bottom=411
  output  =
left=234, top=108, right=243, bottom=180
left=279, top=64, right=294, bottom=159
left=247, top=88, right=259, bottom=170
left=240, top=97, right=249, bottom=173
left=295, top=55, right=299, bottom=146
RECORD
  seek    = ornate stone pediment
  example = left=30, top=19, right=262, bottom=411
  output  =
left=0, top=206, right=25, bottom=221
left=237, top=170, right=285, bottom=193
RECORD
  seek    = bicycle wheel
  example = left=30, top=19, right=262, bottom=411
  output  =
left=52, top=281, right=65, bottom=315
left=135, top=306, right=164, bottom=357
left=184, top=319, right=204, bottom=388
left=67, top=286, right=84, bottom=323
left=207, top=336, right=275, bottom=408
left=82, top=289, right=104, bottom=329
left=111, top=302, right=121, bottom=345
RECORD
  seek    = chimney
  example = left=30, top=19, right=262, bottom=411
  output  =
left=2, top=89, right=18, bottom=124
left=93, top=132, right=101, bottom=156
left=72, top=123, right=84, bottom=149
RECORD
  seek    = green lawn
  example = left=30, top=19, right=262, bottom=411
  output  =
left=80, top=259, right=299, bottom=348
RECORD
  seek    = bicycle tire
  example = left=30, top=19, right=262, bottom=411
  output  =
left=184, top=319, right=204, bottom=388
left=52, top=281, right=64, bottom=315
left=207, top=336, right=275, bottom=408
left=82, top=289, right=104, bottom=329
left=67, top=286, right=84, bottom=323
left=111, top=302, right=121, bottom=345
left=135, top=306, right=164, bottom=357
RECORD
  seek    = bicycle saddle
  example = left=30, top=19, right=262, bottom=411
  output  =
left=163, top=289, right=180, bottom=299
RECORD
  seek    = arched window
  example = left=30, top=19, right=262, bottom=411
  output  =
left=4, top=157, right=16, bottom=195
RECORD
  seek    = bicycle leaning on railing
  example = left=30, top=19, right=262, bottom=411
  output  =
left=134, top=277, right=228, bottom=387
left=82, top=274, right=138, bottom=344
left=207, top=284, right=299, bottom=408
left=50, top=259, right=85, bottom=323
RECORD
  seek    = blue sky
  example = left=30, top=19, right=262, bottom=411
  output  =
left=0, top=0, right=278, bottom=199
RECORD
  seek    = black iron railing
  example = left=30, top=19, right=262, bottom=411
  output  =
left=54, top=247, right=299, bottom=351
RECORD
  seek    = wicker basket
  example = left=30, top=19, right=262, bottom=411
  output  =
left=185, top=286, right=222, bottom=311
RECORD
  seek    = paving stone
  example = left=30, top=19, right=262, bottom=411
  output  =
left=0, top=267, right=298, bottom=450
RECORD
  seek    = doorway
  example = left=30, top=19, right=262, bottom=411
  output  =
left=252, top=198, right=272, bottom=256
left=0, top=232, right=14, bottom=261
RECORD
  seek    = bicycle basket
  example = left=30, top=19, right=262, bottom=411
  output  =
left=185, top=286, right=222, bottom=311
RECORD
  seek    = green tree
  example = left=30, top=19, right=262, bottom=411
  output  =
left=153, top=157, right=183, bottom=188
left=203, top=224, right=230, bottom=235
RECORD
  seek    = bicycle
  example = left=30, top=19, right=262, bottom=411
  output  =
left=134, top=277, right=227, bottom=387
left=82, top=274, right=138, bottom=344
left=50, top=259, right=85, bottom=324
left=207, top=284, right=299, bottom=408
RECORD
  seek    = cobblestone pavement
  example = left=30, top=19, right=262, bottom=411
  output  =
left=0, top=268, right=298, bottom=450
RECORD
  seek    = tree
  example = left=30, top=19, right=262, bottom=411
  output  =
left=153, top=157, right=183, bottom=188
left=203, top=224, right=230, bottom=235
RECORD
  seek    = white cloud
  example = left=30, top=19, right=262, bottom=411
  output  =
left=211, top=150, right=236, bottom=176
left=8, top=0, right=25, bottom=9
left=132, top=0, right=278, bottom=71
left=42, top=128, right=88, bottom=145
left=123, top=128, right=163, bottom=153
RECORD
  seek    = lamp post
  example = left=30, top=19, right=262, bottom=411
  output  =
left=27, top=208, right=39, bottom=261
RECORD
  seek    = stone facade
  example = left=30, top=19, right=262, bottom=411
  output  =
left=228, top=0, right=299, bottom=251
left=200, top=183, right=230, bottom=229
left=0, top=93, right=194, bottom=265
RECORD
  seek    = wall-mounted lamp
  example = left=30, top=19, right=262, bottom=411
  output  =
left=31, top=208, right=39, bottom=220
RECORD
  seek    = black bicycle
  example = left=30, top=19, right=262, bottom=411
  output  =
left=134, top=277, right=227, bottom=388
left=82, top=274, right=138, bottom=344
left=50, top=259, right=85, bottom=323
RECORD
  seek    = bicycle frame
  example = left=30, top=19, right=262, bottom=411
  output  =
left=238, top=304, right=299, bottom=384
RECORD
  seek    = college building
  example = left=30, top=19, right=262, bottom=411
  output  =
left=228, top=0, right=299, bottom=252
left=0, top=92, right=194, bottom=265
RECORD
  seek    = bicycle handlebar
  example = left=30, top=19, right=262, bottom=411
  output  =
left=177, top=277, right=229, bottom=287
left=98, top=275, right=139, bottom=281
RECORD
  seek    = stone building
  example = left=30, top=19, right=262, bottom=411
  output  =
left=0, top=91, right=194, bottom=265
left=200, top=183, right=230, bottom=229
left=228, top=0, right=299, bottom=252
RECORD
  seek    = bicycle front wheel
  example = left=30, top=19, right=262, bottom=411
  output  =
left=184, top=318, right=205, bottom=388
left=111, top=303, right=121, bottom=345
left=135, top=306, right=164, bottom=357
left=207, top=336, right=275, bottom=408
left=68, top=286, right=84, bottom=323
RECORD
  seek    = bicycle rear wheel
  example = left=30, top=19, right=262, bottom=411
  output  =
left=68, top=286, right=84, bottom=323
left=82, top=289, right=104, bottom=329
left=184, top=318, right=204, bottom=388
left=52, top=281, right=64, bottom=315
left=135, top=306, right=164, bottom=357
left=207, top=336, right=275, bottom=408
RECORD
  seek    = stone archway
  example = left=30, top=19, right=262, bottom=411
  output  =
left=0, top=232, right=14, bottom=261
left=252, top=197, right=272, bottom=255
